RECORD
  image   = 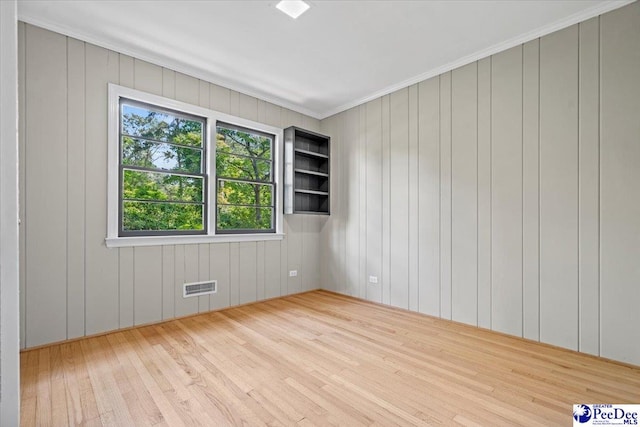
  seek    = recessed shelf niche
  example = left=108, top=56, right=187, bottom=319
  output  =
left=283, top=126, right=330, bottom=215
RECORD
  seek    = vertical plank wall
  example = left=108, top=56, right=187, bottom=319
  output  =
left=320, top=1, right=640, bottom=365
left=18, top=23, right=324, bottom=349
left=599, top=4, right=640, bottom=365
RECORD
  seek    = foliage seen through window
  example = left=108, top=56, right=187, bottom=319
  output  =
left=216, top=124, right=274, bottom=232
left=120, top=101, right=205, bottom=234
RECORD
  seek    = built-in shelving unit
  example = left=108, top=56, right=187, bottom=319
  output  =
left=283, top=126, right=330, bottom=215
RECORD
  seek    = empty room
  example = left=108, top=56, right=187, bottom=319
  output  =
left=1, top=0, right=639, bottom=425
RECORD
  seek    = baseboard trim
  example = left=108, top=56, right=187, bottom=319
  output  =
left=313, top=289, right=640, bottom=370
left=20, top=289, right=321, bottom=353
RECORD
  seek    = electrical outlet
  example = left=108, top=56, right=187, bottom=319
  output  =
left=289, top=270, right=298, bottom=277
left=369, top=276, right=378, bottom=284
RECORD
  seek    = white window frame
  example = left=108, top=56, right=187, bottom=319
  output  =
left=106, top=84, right=284, bottom=248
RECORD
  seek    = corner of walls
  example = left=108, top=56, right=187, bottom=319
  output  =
left=318, top=1, right=640, bottom=366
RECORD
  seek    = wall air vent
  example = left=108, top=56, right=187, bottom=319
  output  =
left=183, top=280, right=217, bottom=298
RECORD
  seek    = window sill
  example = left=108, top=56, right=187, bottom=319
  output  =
left=105, top=233, right=285, bottom=248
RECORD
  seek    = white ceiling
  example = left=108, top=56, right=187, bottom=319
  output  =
left=17, top=0, right=631, bottom=119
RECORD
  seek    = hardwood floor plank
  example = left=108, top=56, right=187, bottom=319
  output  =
left=124, top=329, right=207, bottom=426
left=35, top=347, right=52, bottom=426
left=50, top=345, right=70, bottom=425
left=105, top=333, right=164, bottom=425
left=79, top=336, right=136, bottom=426
left=69, top=341, right=101, bottom=423
left=111, top=331, right=184, bottom=426
left=21, top=290, right=640, bottom=426
left=20, top=348, right=39, bottom=426
left=59, top=343, right=84, bottom=425
left=136, top=328, right=223, bottom=426
left=283, top=376, right=369, bottom=427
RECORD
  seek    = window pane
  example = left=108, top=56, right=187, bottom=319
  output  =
left=217, top=181, right=272, bottom=207
left=217, top=206, right=273, bottom=231
left=215, top=123, right=275, bottom=233
left=122, top=103, right=203, bottom=147
left=123, top=201, right=204, bottom=231
left=122, top=137, right=202, bottom=173
left=216, top=126, right=271, bottom=159
left=123, top=169, right=203, bottom=203
left=216, top=152, right=271, bottom=182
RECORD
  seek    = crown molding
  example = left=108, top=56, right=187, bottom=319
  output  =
left=18, top=0, right=635, bottom=121
left=17, top=11, right=323, bottom=120
left=317, top=0, right=635, bottom=119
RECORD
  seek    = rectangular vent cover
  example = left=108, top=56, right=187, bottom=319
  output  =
left=183, top=280, right=217, bottom=298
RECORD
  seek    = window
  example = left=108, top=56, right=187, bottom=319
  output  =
left=107, top=84, right=283, bottom=247
left=119, top=100, right=206, bottom=235
left=216, top=123, right=275, bottom=233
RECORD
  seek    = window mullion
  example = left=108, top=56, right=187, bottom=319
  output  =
left=216, top=176, right=274, bottom=186
left=216, top=150, right=272, bottom=162
left=121, top=164, right=206, bottom=179
left=121, top=133, right=205, bottom=151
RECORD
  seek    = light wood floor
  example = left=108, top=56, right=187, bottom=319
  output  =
left=21, top=290, right=640, bottom=426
